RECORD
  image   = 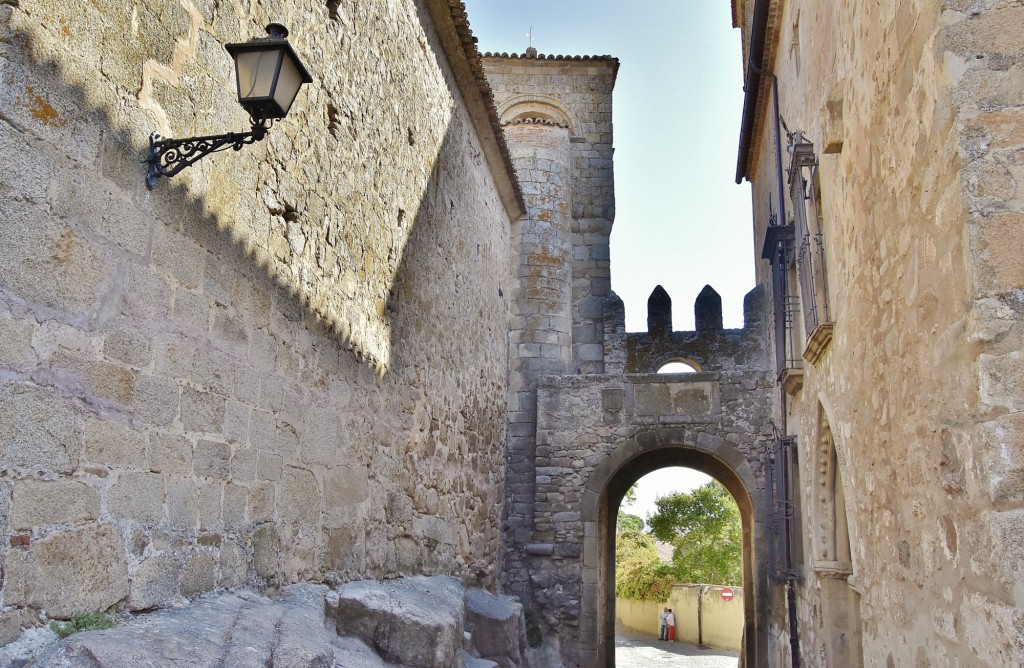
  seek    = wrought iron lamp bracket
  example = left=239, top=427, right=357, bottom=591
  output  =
left=145, top=118, right=270, bottom=190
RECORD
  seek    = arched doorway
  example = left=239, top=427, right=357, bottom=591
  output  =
left=582, top=438, right=768, bottom=667
left=813, top=406, right=864, bottom=667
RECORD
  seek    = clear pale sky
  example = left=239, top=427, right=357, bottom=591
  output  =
left=463, top=2, right=754, bottom=519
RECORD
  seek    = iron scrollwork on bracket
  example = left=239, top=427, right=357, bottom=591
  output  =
left=144, top=119, right=269, bottom=190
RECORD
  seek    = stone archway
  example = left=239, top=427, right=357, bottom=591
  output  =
left=583, top=435, right=767, bottom=667
left=508, top=367, right=773, bottom=667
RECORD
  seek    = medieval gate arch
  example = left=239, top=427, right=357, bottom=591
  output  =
left=503, top=286, right=776, bottom=667
left=584, top=433, right=768, bottom=667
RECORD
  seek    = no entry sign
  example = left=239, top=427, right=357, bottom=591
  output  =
left=720, top=587, right=735, bottom=601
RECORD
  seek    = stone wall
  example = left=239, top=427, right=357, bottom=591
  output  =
left=738, top=0, right=1024, bottom=665
left=481, top=54, right=618, bottom=616
left=483, top=54, right=618, bottom=377
left=518, top=288, right=773, bottom=665
left=0, top=0, right=518, bottom=632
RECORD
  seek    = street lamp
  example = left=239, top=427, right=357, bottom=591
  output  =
left=145, top=23, right=312, bottom=190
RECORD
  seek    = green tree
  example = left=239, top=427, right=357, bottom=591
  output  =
left=614, top=529, right=675, bottom=601
left=616, top=482, right=643, bottom=532
left=648, top=480, right=743, bottom=586
left=616, top=512, right=644, bottom=532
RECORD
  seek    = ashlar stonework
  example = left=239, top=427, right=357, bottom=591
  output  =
left=3, top=0, right=1024, bottom=667
left=0, top=0, right=518, bottom=635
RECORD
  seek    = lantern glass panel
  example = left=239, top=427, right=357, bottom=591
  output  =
left=273, top=54, right=304, bottom=115
left=234, top=49, right=284, bottom=102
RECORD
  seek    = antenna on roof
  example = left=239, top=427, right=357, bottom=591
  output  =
left=526, top=27, right=537, bottom=57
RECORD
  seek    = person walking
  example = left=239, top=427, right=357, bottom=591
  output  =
left=666, top=608, right=676, bottom=641
left=659, top=607, right=668, bottom=640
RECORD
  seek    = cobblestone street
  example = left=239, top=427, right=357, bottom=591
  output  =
left=615, top=625, right=739, bottom=668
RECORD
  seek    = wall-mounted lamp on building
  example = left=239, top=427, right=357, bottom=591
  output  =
left=145, top=24, right=312, bottom=190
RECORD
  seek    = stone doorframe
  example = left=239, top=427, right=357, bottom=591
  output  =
left=580, top=431, right=769, bottom=667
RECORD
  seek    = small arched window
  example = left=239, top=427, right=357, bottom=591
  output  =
left=656, top=360, right=699, bottom=374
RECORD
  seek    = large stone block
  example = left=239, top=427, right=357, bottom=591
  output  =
left=180, top=387, right=226, bottom=433
left=4, top=524, right=128, bottom=618
left=223, top=481, right=247, bottom=529
left=279, top=466, right=320, bottom=525
left=107, top=472, right=164, bottom=524
left=0, top=310, right=36, bottom=371
left=326, top=525, right=366, bottom=573
left=180, top=551, right=217, bottom=597
left=0, top=385, right=79, bottom=473
left=0, top=202, right=116, bottom=316
left=194, top=439, right=231, bottom=480
left=103, top=329, right=153, bottom=369
left=83, top=418, right=146, bottom=469
left=48, top=169, right=151, bottom=257
left=324, top=465, right=368, bottom=526
left=148, top=431, right=193, bottom=475
left=128, top=555, right=180, bottom=611
left=49, top=351, right=136, bottom=406
left=129, top=374, right=180, bottom=426
left=218, top=538, right=248, bottom=589
left=152, top=226, right=205, bottom=291
left=253, top=523, right=279, bottom=579
left=465, top=588, right=527, bottom=668
left=333, top=576, right=466, bottom=667
left=300, top=407, right=340, bottom=467
left=247, top=481, right=275, bottom=523
left=979, top=350, right=1024, bottom=413
left=165, top=477, right=199, bottom=530
left=198, top=480, right=223, bottom=530
left=10, top=479, right=99, bottom=529
left=0, top=114, right=53, bottom=203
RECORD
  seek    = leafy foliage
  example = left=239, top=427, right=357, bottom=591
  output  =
left=616, top=482, right=644, bottom=533
left=616, top=511, right=644, bottom=533
left=49, top=611, right=117, bottom=639
left=648, top=480, right=743, bottom=586
left=614, top=529, right=675, bottom=601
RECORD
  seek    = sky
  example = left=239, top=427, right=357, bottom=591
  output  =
left=463, top=1, right=754, bottom=519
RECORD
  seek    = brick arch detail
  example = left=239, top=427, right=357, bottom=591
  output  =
left=497, top=93, right=580, bottom=133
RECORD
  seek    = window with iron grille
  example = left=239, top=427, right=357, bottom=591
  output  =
left=762, top=218, right=802, bottom=394
left=787, top=131, right=834, bottom=364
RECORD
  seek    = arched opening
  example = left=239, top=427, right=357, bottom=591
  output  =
left=656, top=359, right=700, bottom=374
left=582, top=440, right=768, bottom=667
left=613, top=466, right=742, bottom=663
left=814, top=407, right=864, bottom=667
left=497, top=94, right=578, bottom=132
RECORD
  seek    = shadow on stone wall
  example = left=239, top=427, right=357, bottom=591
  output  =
left=0, top=8, right=510, bottom=632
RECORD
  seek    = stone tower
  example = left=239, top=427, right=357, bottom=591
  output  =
left=480, top=52, right=618, bottom=608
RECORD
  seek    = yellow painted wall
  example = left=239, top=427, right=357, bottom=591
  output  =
left=701, top=586, right=745, bottom=651
left=615, top=584, right=744, bottom=651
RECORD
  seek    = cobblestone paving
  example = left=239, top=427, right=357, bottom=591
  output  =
left=615, top=625, right=739, bottom=668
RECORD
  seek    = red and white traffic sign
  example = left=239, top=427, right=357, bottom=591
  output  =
left=720, top=587, right=735, bottom=601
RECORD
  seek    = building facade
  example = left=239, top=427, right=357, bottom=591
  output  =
left=0, top=0, right=520, bottom=637
left=735, top=0, right=1024, bottom=665
left=1, top=0, right=1023, bottom=666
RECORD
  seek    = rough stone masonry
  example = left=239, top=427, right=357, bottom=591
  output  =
left=0, top=0, right=520, bottom=640
left=3, top=0, right=1024, bottom=667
